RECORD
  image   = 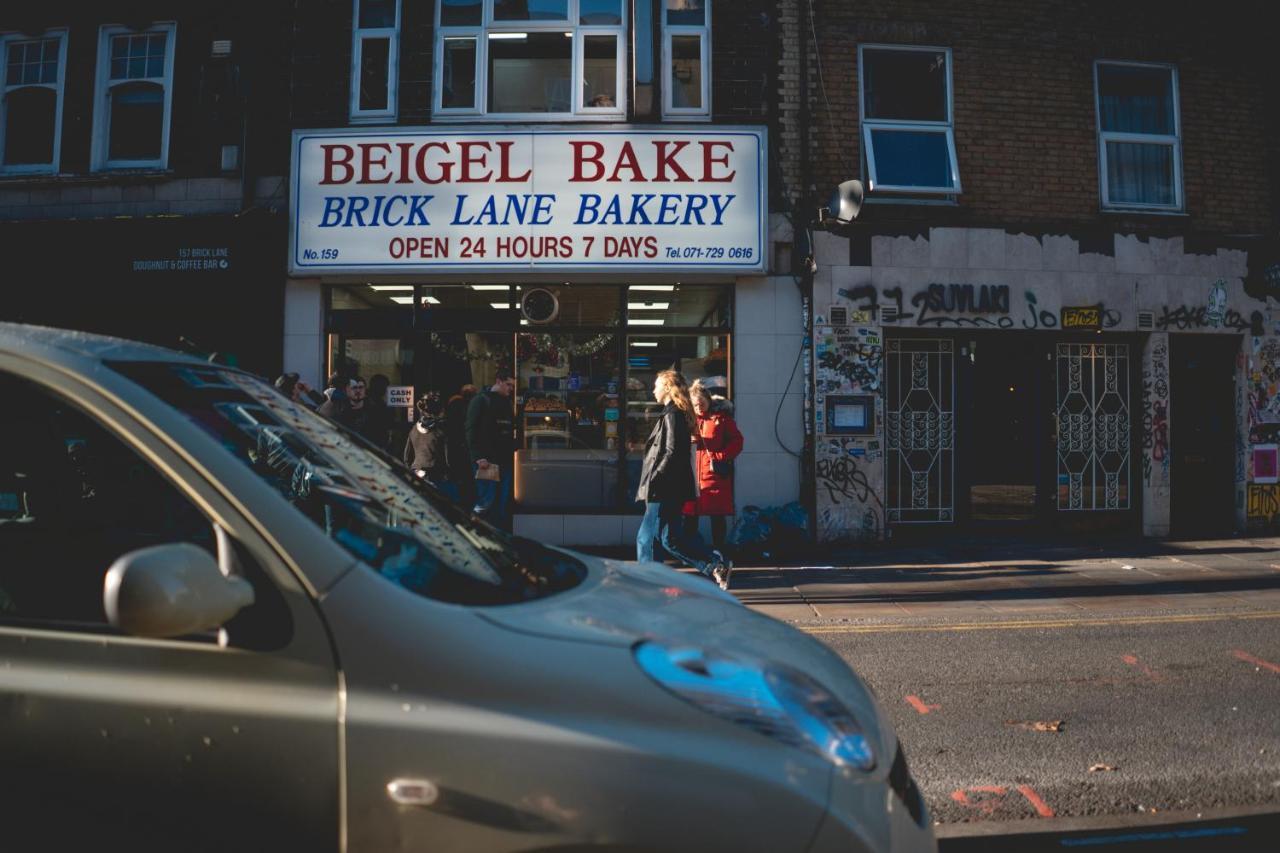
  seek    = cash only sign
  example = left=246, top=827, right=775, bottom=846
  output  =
left=289, top=127, right=766, bottom=275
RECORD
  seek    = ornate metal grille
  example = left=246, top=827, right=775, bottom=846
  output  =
left=886, top=339, right=954, bottom=523
left=1056, top=343, right=1131, bottom=511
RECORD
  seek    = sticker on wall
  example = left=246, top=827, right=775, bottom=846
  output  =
left=1253, top=444, right=1280, bottom=484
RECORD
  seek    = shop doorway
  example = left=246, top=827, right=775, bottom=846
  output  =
left=1170, top=335, right=1238, bottom=537
left=958, top=334, right=1051, bottom=527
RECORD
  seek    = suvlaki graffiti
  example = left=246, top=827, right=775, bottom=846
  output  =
left=837, top=284, right=1122, bottom=331
left=1142, top=338, right=1170, bottom=486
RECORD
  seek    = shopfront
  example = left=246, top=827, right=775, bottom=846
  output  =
left=287, top=125, right=766, bottom=543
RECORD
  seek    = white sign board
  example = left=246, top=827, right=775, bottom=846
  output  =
left=387, top=386, right=414, bottom=407
left=289, top=126, right=766, bottom=275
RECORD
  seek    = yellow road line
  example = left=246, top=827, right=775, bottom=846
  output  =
left=796, top=610, right=1280, bottom=635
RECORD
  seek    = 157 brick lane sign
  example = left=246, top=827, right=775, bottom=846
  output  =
left=289, top=127, right=766, bottom=275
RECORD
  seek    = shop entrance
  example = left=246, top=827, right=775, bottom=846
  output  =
left=957, top=334, right=1052, bottom=527
left=1170, top=335, right=1238, bottom=537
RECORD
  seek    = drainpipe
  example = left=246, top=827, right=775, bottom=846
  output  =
left=797, top=0, right=817, bottom=544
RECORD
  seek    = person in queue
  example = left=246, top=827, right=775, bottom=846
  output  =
left=683, top=380, right=744, bottom=555
left=466, top=368, right=516, bottom=529
left=635, top=369, right=731, bottom=590
left=445, top=384, right=479, bottom=510
left=403, top=392, right=457, bottom=501
left=274, top=372, right=325, bottom=409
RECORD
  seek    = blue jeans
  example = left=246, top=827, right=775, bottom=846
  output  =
left=473, top=463, right=511, bottom=529
left=636, top=500, right=715, bottom=576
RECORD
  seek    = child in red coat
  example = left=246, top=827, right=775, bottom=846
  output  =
left=682, top=381, right=744, bottom=551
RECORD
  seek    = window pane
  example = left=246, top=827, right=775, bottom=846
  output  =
left=581, top=0, right=623, bottom=24
left=358, top=0, right=397, bottom=28
left=107, top=81, right=163, bottom=161
left=869, top=128, right=954, bottom=189
left=1106, top=141, right=1175, bottom=206
left=111, top=57, right=127, bottom=79
left=359, top=36, right=391, bottom=111
left=670, top=34, right=702, bottom=109
left=1098, top=65, right=1175, bottom=135
left=515, top=332, right=622, bottom=511
left=441, top=37, right=477, bottom=109
left=583, top=35, right=617, bottom=108
left=494, top=0, right=569, bottom=21
left=111, top=35, right=128, bottom=60
left=665, top=0, right=706, bottom=25
left=627, top=284, right=730, bottom=328
left=862, top=49, right=948, bottom=122
left=440, top=0, right=482, bottom=25
left=488, top=32, right=571, bottom=113
left=3, top=87, right=56, bottom=165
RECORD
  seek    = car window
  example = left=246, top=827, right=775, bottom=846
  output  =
left=110, top=362, right=587, bottom=606
left=0, top=372, right=291, bottom=647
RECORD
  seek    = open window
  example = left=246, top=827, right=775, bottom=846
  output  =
left=859, top=44, right=960, bottom=196
left=1094, top=61, right=1182, bottom=211
left=92, top=23, right=176, bottom=171
left=350, top=0, right=400, bottom=123
left=1, top=29, right=67, bottom=174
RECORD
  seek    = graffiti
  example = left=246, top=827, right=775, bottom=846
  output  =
left=1060, top=305, right=1100, bottom=330
left=913, top=283, right=1012, bottom=327
left=1248, top=339, right=1280, bottom=442
left=1207, top=280, right=1228, bottom=328
left=816, top=451, right=882, bottom=543
left=1247, top=483, right=1280, bottom=522
left=1154, top=304, right=1252, bottom=332
left=816, top=456, right=881, bottom=507
left=1142, top=337, right=1170, bottom=487
left=1020, top=290, right=1058, bottom=330
left=817, top=341, right=882, bottom=392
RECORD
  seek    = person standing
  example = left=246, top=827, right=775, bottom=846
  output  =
left=274, top=373, right=325, bottom=409
left=683, top=381, right=744, bottom=553
left=635, top=370, right=731, bottom=590
left=317, top=375, right=352, bottom=426
left=363, top=373, right=396, bottom=451
left=466, top=369, right=516, bottom=528
left=403, top=392, right=457, bottom=501
left=445, top=384, right=478, bottom=510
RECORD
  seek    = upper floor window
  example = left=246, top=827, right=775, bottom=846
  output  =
left=92, top=23, right=176, bottom=171
left=350, top=0, right=400, bottom=123
left=1, top=30, right=68, bottom=174
left=434, top=0, right=626, bottom=120
left=858, top=45, right=960, bottom=196
left=1094, top=61, right=1181, bottom=211
left=662, top=0, right=709, bottom=119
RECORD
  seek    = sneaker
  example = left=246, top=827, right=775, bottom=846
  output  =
left=711, top=552, right=733, bottom=591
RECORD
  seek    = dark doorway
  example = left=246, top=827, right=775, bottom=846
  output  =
left=959, top=334, right=1051, bottom=526
left=1170, top=335, right=1238, bottom=537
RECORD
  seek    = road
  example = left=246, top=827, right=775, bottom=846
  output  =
left=735, top=538, right=1280, bottom=847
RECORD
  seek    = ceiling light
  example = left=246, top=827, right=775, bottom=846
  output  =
left=630, top=341, right=658, bottom=347
left=369, top=285, right=414, bottom=292
left=628, top=318, right=665, bottom=326
left=491, top=302, right=511, bottom=309
left=631, top=285, right=675, bottom=292
left=422, top=296, right=441, bottom=304
left=489, top=33, right=527, bottom=40
left=470, top=285, right=510, bottom=290
left=628, top=302, right=670, bottom=310
left=390, top=296, right=414, bottom=305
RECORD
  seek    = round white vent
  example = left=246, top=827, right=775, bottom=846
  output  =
left=521, top=288, right=560, bottom=324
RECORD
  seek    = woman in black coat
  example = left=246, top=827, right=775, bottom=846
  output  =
left=403, top=393, right=459, bottom=503
left=635, top=370, right=731, bottom=589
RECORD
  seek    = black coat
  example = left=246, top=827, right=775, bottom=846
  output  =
left=403, top=419, right=449, bottom=481
left=636, top=403, right=696, bottom=504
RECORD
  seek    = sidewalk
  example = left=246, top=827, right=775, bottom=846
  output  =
left=724, top=537, right=1280, bottom=626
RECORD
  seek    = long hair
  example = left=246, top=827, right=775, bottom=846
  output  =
left=657, top=370, right=697, bottom=432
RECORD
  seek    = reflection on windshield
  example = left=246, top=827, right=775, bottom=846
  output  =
left=111, top=363, right=586, bottom=605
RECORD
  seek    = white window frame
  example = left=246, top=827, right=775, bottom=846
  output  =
left=1, top=29, right=68, bottom=175
left=858, top=44, right=960, bottom=196
left=1094, top=60, right=1183, bottom=212
left=433, top=0, right=627, bottom=121
left=661, top=1, right=710, bottom=120
left=350, top=0, right=401, bottom=123
left=91, top=23, right=177, bottom=172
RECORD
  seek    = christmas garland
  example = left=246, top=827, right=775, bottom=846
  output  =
left=428, top=333, right=510, bottom=363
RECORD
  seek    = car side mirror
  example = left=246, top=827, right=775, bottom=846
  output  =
left=103, top=543, right=255, bottom=639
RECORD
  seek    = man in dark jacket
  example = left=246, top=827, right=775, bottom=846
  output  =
left=466, top=369, right=516, bottom=528
left=444, top=384, right=478, bottom=510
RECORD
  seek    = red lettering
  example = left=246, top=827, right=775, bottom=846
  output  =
left=458, top=141, right=493, bottom=182
left=394, top=142, right=415, bottom=184
left=701, top=141, right=736, bottom=182
left=653, top=140, right=693, bottom=182
left=320, top=144, right=354, bottom=184
left=415, top=142, right=453, bottom=184
left=494, top=140, right=532, bottom=182
left=608, top=142, right=647, bottom=183
left=361, top=143, right=393, bottom=184
left=571, top=141, right=606, bottom=181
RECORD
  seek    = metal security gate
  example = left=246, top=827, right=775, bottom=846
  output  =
left=1056, top=343, right=1131, bottom=510
left=886, top=339, right=955, bottom=523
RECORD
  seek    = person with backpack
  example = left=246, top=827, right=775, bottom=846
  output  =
left=465, top=368, right=516, bottom=528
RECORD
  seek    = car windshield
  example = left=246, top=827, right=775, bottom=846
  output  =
left=110, top=362, right=586, bottom=605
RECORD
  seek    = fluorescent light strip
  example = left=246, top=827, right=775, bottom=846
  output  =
left=490, top=303, right=511, bottom=309
left=628, top=318, right=665, bottom=326
left=628, top=302, right=670, bottom=310
left=469, top=285, right=510, bottom=291
left=369, top=285, right=413, bottom=292
left=488, top=33, right=527, bottom=40
left=423, top=296, right=440, bottom=304
left=630, top=341, right=658, bottom=348
left=630, top=285, right=675, bottom=292
left=390, top=296, right=414, bottom=305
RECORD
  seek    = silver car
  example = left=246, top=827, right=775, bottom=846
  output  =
left=0, top=324, right=935, bottom=853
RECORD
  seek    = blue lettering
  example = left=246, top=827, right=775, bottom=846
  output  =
left=627, top=194, right=656, bottom=225
left=531, top=193, right=554, bottom=225
left=599, top=195, right=624, bottom=226
left=343, top=196, right=370, bottom=227
left=474, top=195, right=499, bottom=226
left=503, top=194, right=529, bottom=225
left=682, top=194, right=709, bottom=225
left=369, top=195, right=386, bottom=225
left=451, top=195, right=472, bottom=225
left=657, top=194, right=682, bottom=225
left=319, top=196, right=344, bottom=228
left=710, top=194, right=735, bottom=226
left=407, top=195, right=432, bottom=226
left=575, top=194, right=602, bottom=225
left=384, top=195, right=407, bottom=226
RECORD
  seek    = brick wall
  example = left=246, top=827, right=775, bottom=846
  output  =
left=778, top=0, right=1277, bottom=237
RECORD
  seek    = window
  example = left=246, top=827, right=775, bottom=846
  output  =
left=350, top=0, right=400, bottom=122
left=1095, top=61, right=1181, bottom=210
left=662, top=0, right=709, bottom=118
left=92, top=23, right=176, bottom=170
left=858, top=45, right=960, bottom=195
left=1, top=30, right=67, bottom=174
left=434, top=0, right=626, bottom=119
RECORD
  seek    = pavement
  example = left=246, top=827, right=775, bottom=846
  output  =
left=723, top=536, right=1280, bottom=850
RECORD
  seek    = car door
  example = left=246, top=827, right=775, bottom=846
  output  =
left=0, top=364, right=342, bottom=852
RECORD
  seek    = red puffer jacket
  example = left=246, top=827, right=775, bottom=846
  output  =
left=682, top=400, right=744, bottom=517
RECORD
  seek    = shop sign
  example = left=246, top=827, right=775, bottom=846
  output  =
left=290, top=126, right=766, bottom=275
left=1061, top=305, right=1102, bottom=330
left=131, top=246, right=231, bottom=272
left=387, top=385, right=414, bottom=407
